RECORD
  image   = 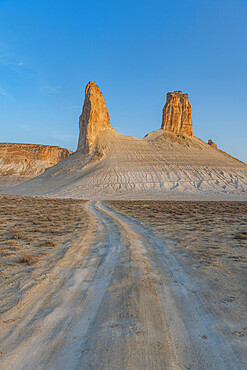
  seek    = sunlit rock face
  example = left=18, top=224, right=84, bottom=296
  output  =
left=77, top=82, right=111, bottom=153
left=161, top=91, right=193, bottom=136
left=208, top=139, right=217, bottom=148
left=0, top=143, right=72, bottom=186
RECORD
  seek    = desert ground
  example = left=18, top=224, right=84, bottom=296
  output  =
left=0, top=195, right=246, bottom=369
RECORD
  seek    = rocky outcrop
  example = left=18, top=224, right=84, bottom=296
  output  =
left=77, top=82, right=111, bottom=153
left=0, top=143, right=72, bottom=182
left=208, top=139, right=217, bottom=148
left=161, top=91, right=193, bottom=136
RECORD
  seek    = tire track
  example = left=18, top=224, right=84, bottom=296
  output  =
left=1, top=200, right=245, bottom=369
left=99, top=201, right=245, bottom=370
left=76, top=201, right=172, bottom=369
left=0, top=201, right=120, bottom=370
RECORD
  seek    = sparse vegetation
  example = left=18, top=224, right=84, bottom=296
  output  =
left=18, top=254, right=37, bottom=265
left=10, top=231, right=26, bottom=240
left=107, top=200, right=247, bottom=267
left=235, top=232, right=247, bottom=241
left=40, top=240, right=57, bottom=247
left=0, top=195, right=87, bottom=314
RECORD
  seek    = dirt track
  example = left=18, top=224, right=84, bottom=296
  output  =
left=0, top=200, right=246, bottom=369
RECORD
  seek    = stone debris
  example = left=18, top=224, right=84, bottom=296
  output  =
left=208, top=139, right=217, bottom=148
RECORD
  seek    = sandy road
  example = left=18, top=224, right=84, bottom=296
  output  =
left=0, top=201, right=245, bottom=369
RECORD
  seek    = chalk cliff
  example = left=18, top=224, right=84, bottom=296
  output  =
left=77, top=82, right=112, bottom=153
left=161, top=91, right=193, bottom=136
left=2, top=83, right=246, bottom=199
left=0, top=143, right=72, bottom=186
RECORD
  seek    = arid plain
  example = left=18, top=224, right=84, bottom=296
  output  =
left=0, top=196, right=246, bottom=368
left=0, top=83, right=246, bottom=369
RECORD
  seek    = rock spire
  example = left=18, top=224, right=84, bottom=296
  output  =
left=77, top=82, right=111, bottom=153
left=161, top=91, right=193, bottom=136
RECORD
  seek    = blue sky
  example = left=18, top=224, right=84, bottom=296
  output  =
left=0, top=0, right=247, bottom=162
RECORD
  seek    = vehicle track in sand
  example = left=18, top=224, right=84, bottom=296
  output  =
left=0, top=201, right=245, bottom=369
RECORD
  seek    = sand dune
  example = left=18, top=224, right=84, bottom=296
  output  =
left=4, top=129, right=247, bottom=200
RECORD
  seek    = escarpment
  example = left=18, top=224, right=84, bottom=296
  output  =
left=0, top=143, right=72, bottom=186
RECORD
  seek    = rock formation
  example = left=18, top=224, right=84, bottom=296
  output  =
left=208, top=139, right=217, bottom=148
left=0, top=143, right=72, bottom=185
left=161, top=91, right=193, bottom=136
left=77, top=82, right=111, bottom=153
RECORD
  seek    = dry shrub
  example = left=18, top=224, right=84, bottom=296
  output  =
left=11, top=232, right=26, bottom=240
left=31, top=228, right=39, bottom=233
left=40, top=240, right=57, bottom=247
left=27, top=236, right=35, bottom=242
left=234, top=232, right=247, bottom=241
left=18, top=254, right=37, bottom=265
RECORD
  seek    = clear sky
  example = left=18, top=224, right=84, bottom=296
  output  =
left=0, top=0, right=247, bottom=162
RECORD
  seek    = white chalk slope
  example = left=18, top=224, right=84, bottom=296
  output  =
left=5, top=129, right=247, bottom=199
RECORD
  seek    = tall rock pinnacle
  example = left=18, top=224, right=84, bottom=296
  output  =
left=161, top=91, right=193, bottom=136
left=77, top=82, right=111, bottom=153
